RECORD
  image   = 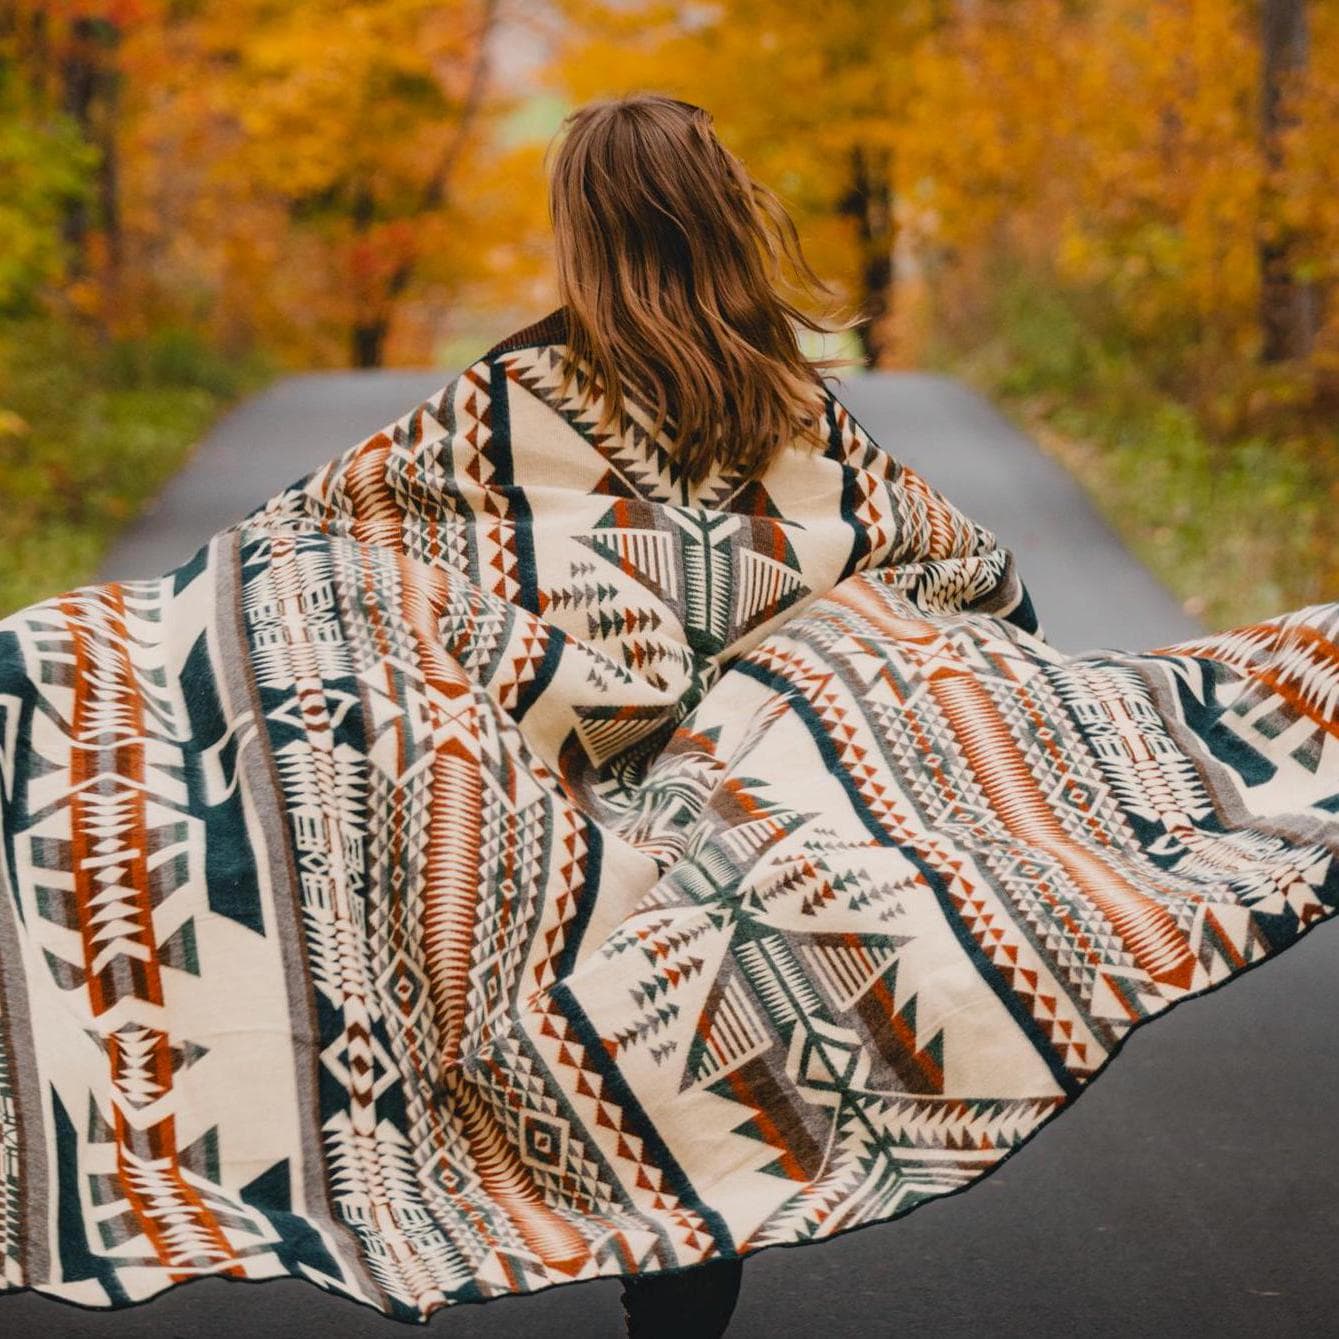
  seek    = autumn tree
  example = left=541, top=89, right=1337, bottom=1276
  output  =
left=159, top=0, right=511, bottom=366
left=551, top=0, right=939, bottom=368
left=0, top=2, right=150, bottom=320
left=0, top=33, right=95, bottom=312
left=1279, top=1, right=1339, bottom=389
left=1, top=1, right=555, bottom=367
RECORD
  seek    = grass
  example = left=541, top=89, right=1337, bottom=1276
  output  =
left=0, top=318, right=271, bottom=617
left=927, top=276, right=1337, bottom=633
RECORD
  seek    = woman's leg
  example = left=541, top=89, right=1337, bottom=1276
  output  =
left=620, top=1255, right=744, bottom=1338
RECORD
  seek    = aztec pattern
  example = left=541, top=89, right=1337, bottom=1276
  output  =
left=1, top=306, right=1337, bottom=1320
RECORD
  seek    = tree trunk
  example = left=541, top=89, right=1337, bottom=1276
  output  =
left=838, top=143, right=896, bottom=369
left=345, top=0, right=499, bottom=368
left=1259, top=0, right=1315, bottom=363
left=348, top=181, right=388, bottom=368
left=59, top=17, right=122, bottom=294
left=59, top=20, right=97, bottom=271
left=352, top=320, right=390, bottom=369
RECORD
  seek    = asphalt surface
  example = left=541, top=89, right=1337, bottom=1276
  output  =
left=7, top=370, right=1335, bottom=1338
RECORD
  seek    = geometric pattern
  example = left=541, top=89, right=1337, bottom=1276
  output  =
left=1, top=306, right=1337, bottom=1319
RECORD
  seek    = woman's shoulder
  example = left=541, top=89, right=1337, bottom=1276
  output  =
left=482, top=307, right=571, bottom=359
left=471, top=309, right=904, bottom=483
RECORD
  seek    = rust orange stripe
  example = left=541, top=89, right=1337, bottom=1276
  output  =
left=835, top=578, right=1199, bottom=992
left=62, top=586, right=241, bottom=1275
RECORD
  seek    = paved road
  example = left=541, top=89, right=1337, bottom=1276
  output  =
left=93, top=369, right=1195, bottom=655
left=9, top=371, right=1336, bottom=1337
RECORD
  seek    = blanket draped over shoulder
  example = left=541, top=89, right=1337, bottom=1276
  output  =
left=2, top=307, right=1337, bottom=1321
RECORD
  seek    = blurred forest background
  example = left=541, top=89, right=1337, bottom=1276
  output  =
left=1, top=0, right=1336, bottom=627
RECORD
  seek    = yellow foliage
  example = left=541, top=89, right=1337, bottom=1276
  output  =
left=552, top=0, right=1333, bottom=406
left=4, top=0, right=1337, bottom=397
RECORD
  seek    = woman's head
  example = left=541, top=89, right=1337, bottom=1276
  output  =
left=545, top=93, right=857, bottom=485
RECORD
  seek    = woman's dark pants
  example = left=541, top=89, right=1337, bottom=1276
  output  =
left=620, top=1256, right=744, bottom=1337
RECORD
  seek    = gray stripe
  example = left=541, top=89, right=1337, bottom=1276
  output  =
left=211, top=531, right=385, bottom=1306
left=0, top=763, right=51, bottom=1284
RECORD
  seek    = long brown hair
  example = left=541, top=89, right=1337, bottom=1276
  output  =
left=545, top=93, right=860, bottom=486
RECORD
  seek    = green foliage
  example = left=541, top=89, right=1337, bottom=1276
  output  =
left=934, top=272, right=1335, bottom=631
left=0, top=66, right=97, bottom=314
left=104, top=325, right=270, bottom=398
left=0, top=319, right=270, bottom=615
left=985, top=278, right=1101, bottom=401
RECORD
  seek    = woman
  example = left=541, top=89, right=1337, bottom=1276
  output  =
left=540, top=90, right=853, bottom=1339
left=3, top=91, right=1337, bottom=1338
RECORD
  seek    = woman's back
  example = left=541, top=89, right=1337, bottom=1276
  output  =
left=234, top=301, right=1032, bottom=818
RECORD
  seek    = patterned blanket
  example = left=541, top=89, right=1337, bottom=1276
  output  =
left=2, top=307, right=1337, bottom=1322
